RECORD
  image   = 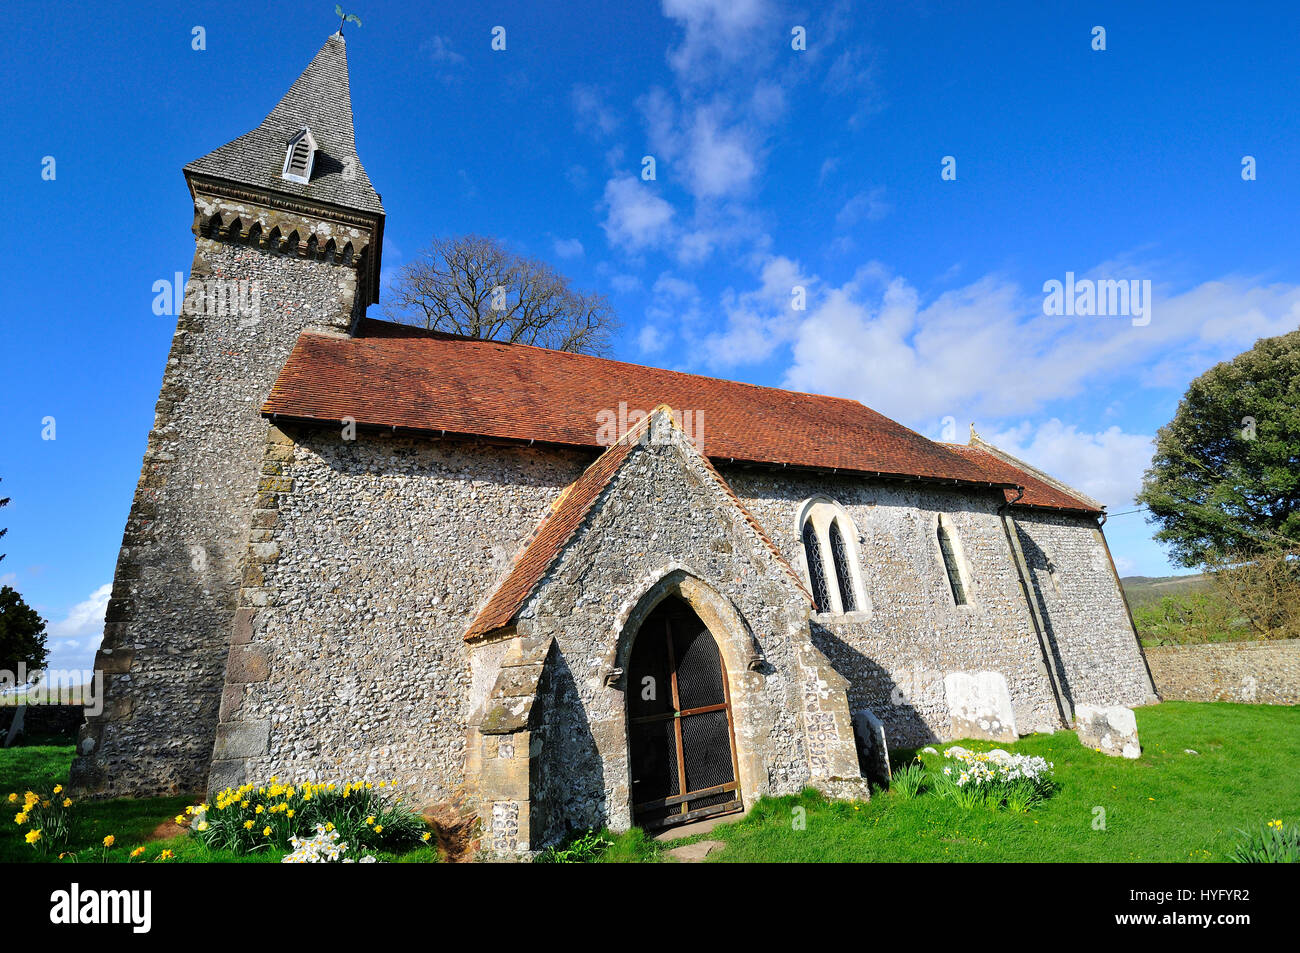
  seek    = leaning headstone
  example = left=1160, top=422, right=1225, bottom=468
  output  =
left=4, top=705, right=25, bottom=748
left=1074, top=704, right=1141, bottom=759
left=851, top=707, right=891, bottom=786
left=944, top=671, right=1018, bottom=742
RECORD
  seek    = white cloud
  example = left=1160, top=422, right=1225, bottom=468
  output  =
left=779, top=265, right=1300, bottom=424
left=662, top=0, right=773, bottom=83
left=421, top=35, right=464, bottom=65
left=49, top=583, right=111, bottom=641
left=835, top=187, right=890, bottom=228
left=571, top=84, right=621, bottom=137
left=983, top=420, right=1155, bottom=510
left=692, top=255, right=811, bottom=366
left=552, top=237, right=584, bottom=259
left=639, top=325, right=668, bottom=353
left=683, top=107, right=757, bottom=199
left=599, top=177, right=676, bottom=252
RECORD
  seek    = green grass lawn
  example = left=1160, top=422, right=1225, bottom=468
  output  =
left=2, top=702, right=1295, bottom=863
left=0, top=746, right=440, bottom=864
left=607, top=701, right=1299, bottom=862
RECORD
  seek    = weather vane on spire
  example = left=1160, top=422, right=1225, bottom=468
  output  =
left=335, top=5, right=362, bottom=34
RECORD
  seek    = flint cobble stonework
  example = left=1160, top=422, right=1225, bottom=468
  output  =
left=1011, top=510, right=1158, bottom=710
left=209, top=426, right=590, bottom=800
left=510, top=432, right=856, bottom=843
left=728, top=470, right=1066, bottom=746
left=71, top=231, right=366, bottom=798
left=1145, top=640, right=1300, bottom=704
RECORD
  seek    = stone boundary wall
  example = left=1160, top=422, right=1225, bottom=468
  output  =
left=1144, top=639, right=1300, bottom=704
left=1, top=705, right=85, bottom=742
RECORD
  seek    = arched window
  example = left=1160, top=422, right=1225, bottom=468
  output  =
left=936, top=519, right=969, bottom=605
left=802, top=520, right=832, bottom=610
left=797, top=498, right=869, bottom=616
left=828, top=520, right=857, bottom=612
left=282, top=126, right=317, bottom=184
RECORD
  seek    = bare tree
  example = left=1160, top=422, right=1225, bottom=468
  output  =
left=1206, top=548, right=1300, bottom=640
left=384, top=235, right=619, bottom=355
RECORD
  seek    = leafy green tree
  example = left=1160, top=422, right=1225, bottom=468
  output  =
left=1137, top=328, right=1300, bottom=566
left=0, top=585, right=48, bottom=677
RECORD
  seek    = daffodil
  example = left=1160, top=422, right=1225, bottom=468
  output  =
left=102, top=834, right=115, bottom=848
left=25, top=829, right=42, bottom=845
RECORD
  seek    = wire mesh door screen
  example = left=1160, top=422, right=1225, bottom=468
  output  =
left=627, top=600, right=742, bottom=829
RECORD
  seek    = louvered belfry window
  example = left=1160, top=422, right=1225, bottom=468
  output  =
left=802, top=519, right=832, bottom=611
left=829, top=520, right=857, bottom=612
left=938, top=523, right=968, bottom=605
left=281, top=127, right=316, bottom=184
left=286, top=140, right=311, bottom=176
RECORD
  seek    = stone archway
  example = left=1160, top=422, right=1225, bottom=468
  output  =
left=625, top=595, right=743, bottom=830
left=613, top=568, right=770, bottom=825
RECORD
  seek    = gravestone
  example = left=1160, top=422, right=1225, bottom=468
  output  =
left=1074, top=704, right=1141, bottom=758
left=851, top=707, right=891, bottom=786
left=944, top=671, right=1018, bottom=742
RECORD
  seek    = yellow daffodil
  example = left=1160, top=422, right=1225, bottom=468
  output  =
left=159, top=849, right=174, bottom=860
left=365, top=816, right=375, bottom=826
left=374, top=825, right=383, bottom=834
left=52, top=784, right=62, bottom=794
left=102, top=834, right=115, bottom=848
left=26, top=829, right=42, bottom=845
left=244, top=820, right=255, bottom=830
left=175, top=815, right=185, bottom=824
left=196, top=821, right=209, bottom=832
left=421, top=832, right=432, bottom=843
left=263, top=826, right=272, bottom=837
left=131, top=846, right=146, bottom=858
left=15, top=812, right=28, bottom=825
left=6, top=793, right=16, bottom=803
left=62, top=798, right=72, bottom=808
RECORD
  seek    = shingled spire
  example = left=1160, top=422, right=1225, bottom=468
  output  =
left=185, top=33, right=383, bottom=214
left=183, top=32, right=385, bottom=306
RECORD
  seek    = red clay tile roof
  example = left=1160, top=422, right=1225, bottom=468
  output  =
left=264, top=319, right=1017, bottom=489
left=942, top=444, right=1102, bottom=515
left=463, top=408, right=812, bottom=641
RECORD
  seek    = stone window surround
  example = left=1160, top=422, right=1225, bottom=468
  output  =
left=795, top=496, right=872, bottom=621
left=934, top=512, right=975, bottom=608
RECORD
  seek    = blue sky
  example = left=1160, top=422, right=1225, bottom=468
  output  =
left=4, top=1, right=1300, bottom=674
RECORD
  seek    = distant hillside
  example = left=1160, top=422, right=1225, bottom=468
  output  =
left=1121, top=573, right=1212, bottom=611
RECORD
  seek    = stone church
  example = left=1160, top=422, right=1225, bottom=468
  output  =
left=70, top=33, right=1157, bottom=852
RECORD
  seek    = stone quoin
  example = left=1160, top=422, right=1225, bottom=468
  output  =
left=69, top=32, right=1158, bottom=854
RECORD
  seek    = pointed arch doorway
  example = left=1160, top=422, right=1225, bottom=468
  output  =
left=627, top=597, right=742, bottom=830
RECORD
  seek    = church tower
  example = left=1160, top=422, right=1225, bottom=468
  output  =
left=71, top=33, right=384, bottom=796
